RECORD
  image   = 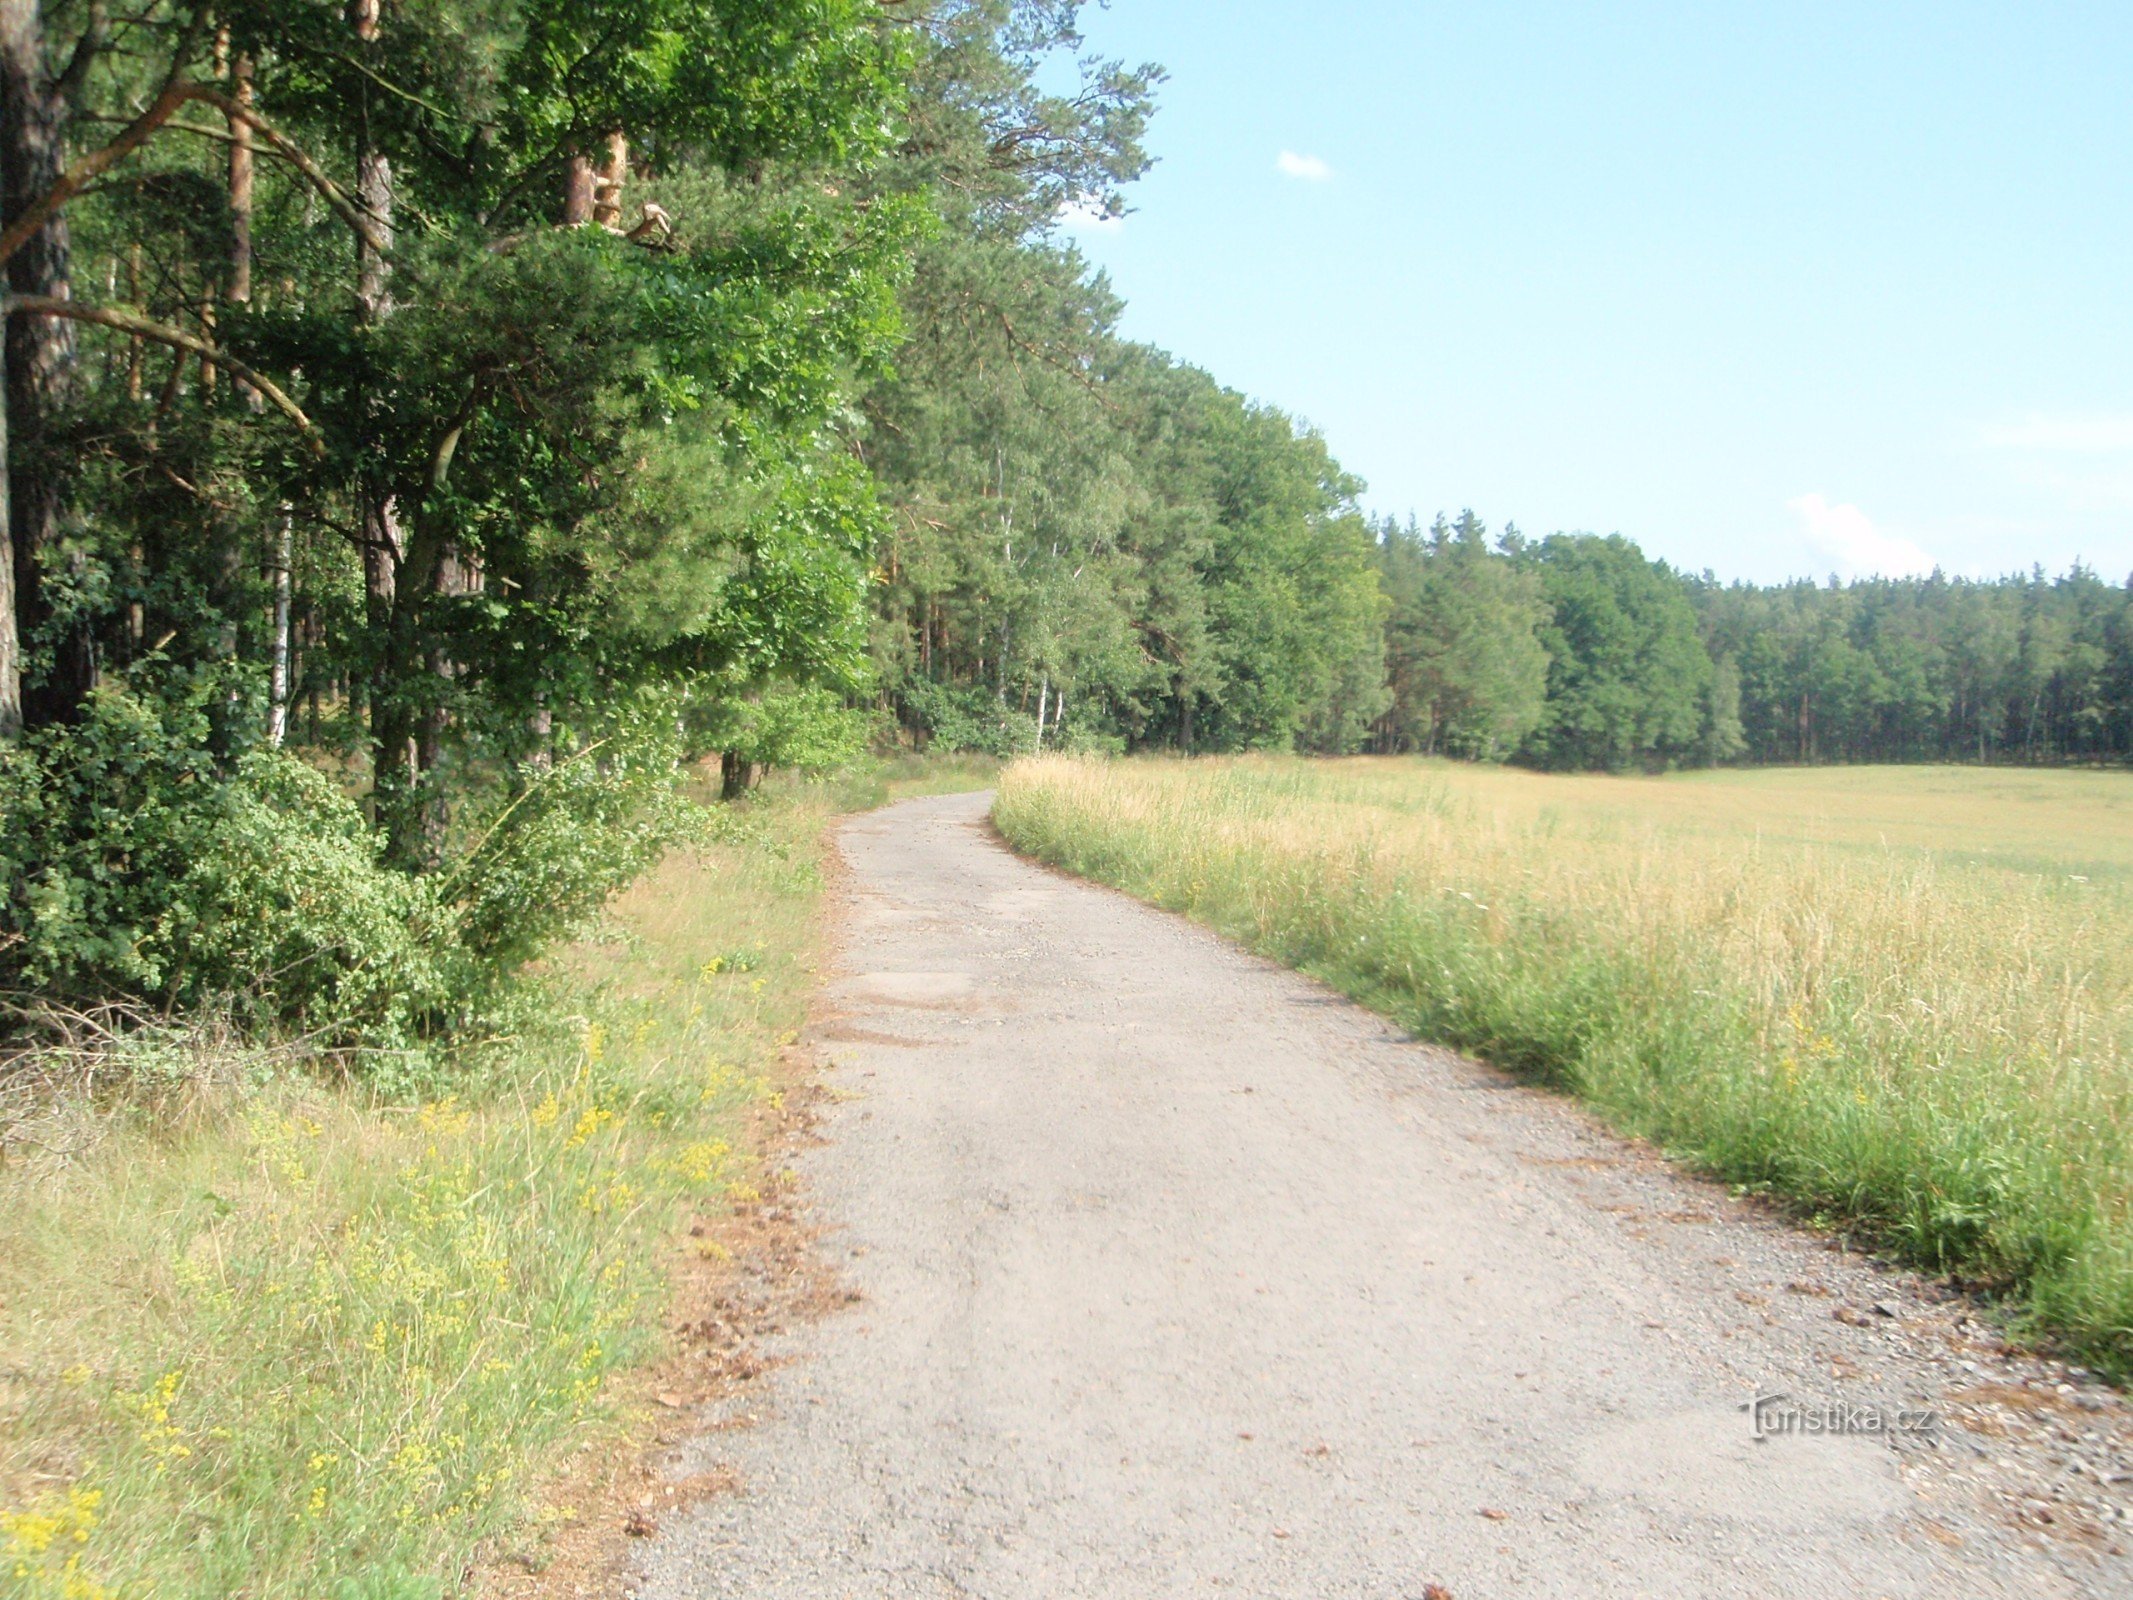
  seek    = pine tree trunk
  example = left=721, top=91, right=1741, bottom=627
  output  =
left=1, top=0, right=88, bottom=727
left=227, top=53, right=253, bottom=303
left=226, top=49, right=260, bottom=415
left=351, top=0, right=418, bottom=840
left=593, top=132, right=627, bottom=228
left=564, top=155, right=595, bottom=225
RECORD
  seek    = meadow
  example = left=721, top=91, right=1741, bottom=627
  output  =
left=993, top=757, right=2133, bottom=1377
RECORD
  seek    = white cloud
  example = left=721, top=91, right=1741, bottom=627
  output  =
left=1787, top=493, right=1938, bottom=579
left=1275, top=150, right=1334, bottom=182
left=1976, top=413, right=2133, bottom=453
left=1055, top=195, right=1124, bottom=232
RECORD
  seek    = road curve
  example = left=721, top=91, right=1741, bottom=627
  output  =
left=636, top=790, right=2128, bottom=1600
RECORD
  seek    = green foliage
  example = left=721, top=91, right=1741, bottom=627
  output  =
left=883, top=0, right=1162, bottom=236
left=0, top=679, right=449, bottom=1044
left=695, top=682, right=875, bottom=775
left=1522, top=534, right=1715, bottom=771
left=1, top=0, right=924, bottom=1044
left=446, top=696, right=714, bottom=979
left=1692, top=564, right=2133, bottom=765
left=0, top=677, right=710, bottom=1053
left=865, top=215, right=1390, bottom=757
left=898, top=678, right=1038, bottom=756
left=1374, top=511, right=1549, bottom=761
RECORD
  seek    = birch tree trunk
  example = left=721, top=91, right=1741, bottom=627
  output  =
left=265, top=509, right=291, bottom=745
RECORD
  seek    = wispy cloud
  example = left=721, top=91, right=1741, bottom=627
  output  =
left=1977, top=413, right=2133, bottom=453
left=1787, top=493, right=1937, bottom=579
left=1275, top=150, right=1334, bottom=182
left=1055, top=195, right=1124, bottom=232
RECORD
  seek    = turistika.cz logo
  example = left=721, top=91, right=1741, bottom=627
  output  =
left=1742, top=1388, right=1939, bottom=1441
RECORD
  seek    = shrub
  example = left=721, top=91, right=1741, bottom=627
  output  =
left=693, top=681, right=875, bottom=781
left=0, top=682, right=450, bottom=1047
left=1, top=681, right=711, bottom=1056
left=448, top=698, right=713, bottom=977
left=898, top=679, right=1037, bottom=756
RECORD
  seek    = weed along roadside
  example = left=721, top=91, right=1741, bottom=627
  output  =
left=0, top=779, right=889, bottom=1600
left=991, top=754, right=2133, bottom=1382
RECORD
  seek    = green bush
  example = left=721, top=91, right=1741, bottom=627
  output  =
left=694, top=681, right=875, bottom=779
left=0, top=682, right=451, bottom=1047
left=1, top=681, right=711, bottom=1057
left=898, top=679, right=1037, bottom=756
left=449, top=697, right=715, bottom=976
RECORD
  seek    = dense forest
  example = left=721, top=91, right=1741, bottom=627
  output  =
left=0, top=1, right=2127, bottom=1049
left=1363, top=515, right=2133, bottom=771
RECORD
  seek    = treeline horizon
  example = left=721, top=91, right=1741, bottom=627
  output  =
left=1367, top=515, right=2133, bottom=771
left=874, top=470, right=2133, bottom=771
left=856, top=110, right=2133, bottom=776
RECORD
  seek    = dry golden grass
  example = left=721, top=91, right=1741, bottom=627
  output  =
left=995, top=755, right=2133, bottom=1377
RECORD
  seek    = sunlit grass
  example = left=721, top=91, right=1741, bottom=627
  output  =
left=994, top=755, right=2133, bottom=1378
left=0, top=791, right=836, bottom=1599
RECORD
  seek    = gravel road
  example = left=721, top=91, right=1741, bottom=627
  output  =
left=634, top=790, right=2130, bottom=1599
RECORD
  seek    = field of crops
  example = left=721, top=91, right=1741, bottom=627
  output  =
left=993, top=756, right=2133, bottom=1376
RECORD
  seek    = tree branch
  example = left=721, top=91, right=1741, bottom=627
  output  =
left=3, top=296, right=322, bottom=451
left=0, top=79, right=389, bottom=270
left=55, top=2, right=110, bottom=106
left=0, top=66, right=195, bottom=268
left=183, top=86, right=389, bottom=255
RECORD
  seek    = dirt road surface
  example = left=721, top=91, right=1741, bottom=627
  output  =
left=634, top=791, right=2130, bottom=1599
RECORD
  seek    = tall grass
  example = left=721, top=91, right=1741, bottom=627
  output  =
left=994, top=756, right=2133, bottom=1378
left=0, top=788, right=836, bottom=1600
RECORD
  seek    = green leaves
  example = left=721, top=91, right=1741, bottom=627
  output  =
left=1377, top=513, right=1549, bottom=762
left=0, top=681, right=451, bottom=1044
left=1524, top=534, right=1715, bottom=771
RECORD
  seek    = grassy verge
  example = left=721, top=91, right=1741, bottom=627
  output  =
left=0, top=784, right=840, bottom=1600
left=993, top=755, right=2133, bottom=1379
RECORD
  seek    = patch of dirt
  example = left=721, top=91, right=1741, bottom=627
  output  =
left=810, top=1021, right=939, bottom=1049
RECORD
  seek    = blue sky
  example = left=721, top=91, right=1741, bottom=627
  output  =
left=1054, top=2, right=2133, bottom=584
